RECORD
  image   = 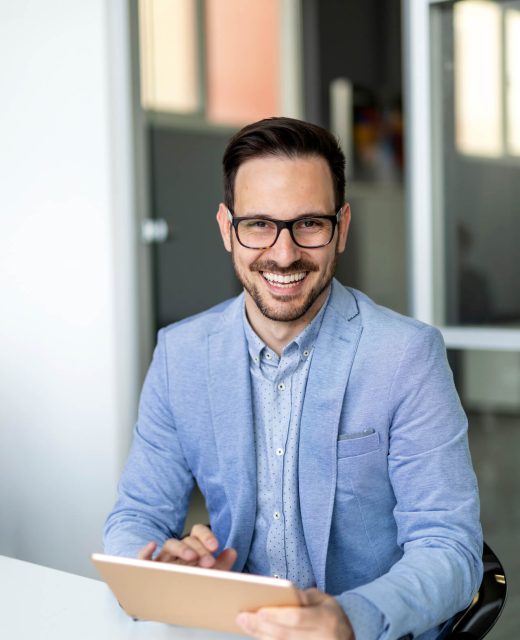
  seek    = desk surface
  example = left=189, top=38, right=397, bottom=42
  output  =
left=0, top=555, right=243, bottom=639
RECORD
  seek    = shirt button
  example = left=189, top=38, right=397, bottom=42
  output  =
left=273, top=574, right=280, bottom=579
left=303, top=350, right=310, bottom=357
left=253, top=356, right=259, bottom=363
left=273, top=511, right=281, bottom=520
left=276, top=448, right=284, bottom=456
left=265, top=353, right=272, bottom=360
left=278, top=382, right=285, bottom=391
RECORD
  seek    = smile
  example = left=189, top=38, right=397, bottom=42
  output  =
left=261, top=271, right=307, bottom=287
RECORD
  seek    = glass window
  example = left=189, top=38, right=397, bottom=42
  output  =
left=432, top=0, right=520, bottom=327
left=138, top=0, right=200, bottom=113
left=506, top=7, right=520, bottom=155
left=454, top=1, right=502, bottom=157
left=205, top=0, right=281, bottom=125
left=453, top=1, right=520, bottom=159
left=138, top=0, right=281, bottom=125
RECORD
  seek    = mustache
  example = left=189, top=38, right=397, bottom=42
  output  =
left=249, top=259, right=318, bottom=274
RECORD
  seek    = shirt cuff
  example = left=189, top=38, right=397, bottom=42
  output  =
left=335, top=592, right=386, bottom=640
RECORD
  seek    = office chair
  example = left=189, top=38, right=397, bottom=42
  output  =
left=447, top=542, right=507, bottom=639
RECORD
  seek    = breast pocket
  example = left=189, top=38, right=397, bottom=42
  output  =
left=336, top=429, right=391, bottom=503
left=337, top=430, right=380, bottom=458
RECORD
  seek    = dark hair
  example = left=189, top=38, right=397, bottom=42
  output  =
left=222, top=117, right=346, bottom=210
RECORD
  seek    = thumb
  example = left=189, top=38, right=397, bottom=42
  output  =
left=214, top=547, right=237, bottom=571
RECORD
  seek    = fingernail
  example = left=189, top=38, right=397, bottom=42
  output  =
left=199, top=554, right=215, bottom=567
left=183, top=548, right=197, bottom=560
left=206, top=537, right=218, bottom=551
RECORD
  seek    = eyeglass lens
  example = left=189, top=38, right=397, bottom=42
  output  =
left=237, top=217, right=334, bottom=248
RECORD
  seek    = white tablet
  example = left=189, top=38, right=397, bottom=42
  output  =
left=92, top=553, right=301, bottom=635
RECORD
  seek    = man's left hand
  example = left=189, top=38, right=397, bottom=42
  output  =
left=236, top=588, right=354, bottom=639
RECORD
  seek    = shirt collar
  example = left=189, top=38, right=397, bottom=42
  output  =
left=243, top=309, right=266, bottom=363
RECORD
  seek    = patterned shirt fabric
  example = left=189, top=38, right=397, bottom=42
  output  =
left=242, top=290, right=330, bottom=588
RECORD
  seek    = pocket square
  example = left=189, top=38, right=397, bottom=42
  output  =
left=338, top=428, right=375, bottom=441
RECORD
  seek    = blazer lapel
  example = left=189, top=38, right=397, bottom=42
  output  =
left=299, top=282, right=362, bottom=590
left=207, top=296, right=257, bottom=570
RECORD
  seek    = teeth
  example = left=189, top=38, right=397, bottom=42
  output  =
left=263, top=272, right=306, bottom=284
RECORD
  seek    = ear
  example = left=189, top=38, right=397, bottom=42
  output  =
left=216, top=203, right=232, bottom=253
left=336, top=203, right=351, bottom=255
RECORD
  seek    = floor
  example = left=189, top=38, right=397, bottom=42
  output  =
left=184, top=411, right=519, bottom=638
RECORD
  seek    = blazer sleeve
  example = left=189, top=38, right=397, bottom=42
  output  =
left=103, top=329, right=194, bottom=558
left=342, top=325, right=483, bottom=639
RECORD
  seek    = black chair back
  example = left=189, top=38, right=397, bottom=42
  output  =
left=447, top=542, right=507, bottom=639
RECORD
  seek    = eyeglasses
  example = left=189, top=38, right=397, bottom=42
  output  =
left=227, top=208, right=342, bottom=249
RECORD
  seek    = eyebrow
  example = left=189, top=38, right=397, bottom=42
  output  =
left=235, top=211, right=333, bottom=219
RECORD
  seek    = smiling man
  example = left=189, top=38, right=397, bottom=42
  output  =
left=218, top=151, right=349, bottom=351
left=104, top=117, right=482, bottom=640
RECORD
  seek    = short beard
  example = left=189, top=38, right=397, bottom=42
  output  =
left=231, top=248, right=338, bottom=323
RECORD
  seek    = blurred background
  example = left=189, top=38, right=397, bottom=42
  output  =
left=0, top=1, right=518, bottom=637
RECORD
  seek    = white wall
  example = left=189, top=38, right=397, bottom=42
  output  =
left=0, top=0, right=139, bottom=577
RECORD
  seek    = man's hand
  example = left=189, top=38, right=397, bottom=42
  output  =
left=137, top=523, right=237, bottom=571
left=236, top=588, right=354, bottom=639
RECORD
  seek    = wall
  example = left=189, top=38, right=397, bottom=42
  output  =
left=0, top=0, right=139, bottom=577
left=340, top=184, right=407, bottom=315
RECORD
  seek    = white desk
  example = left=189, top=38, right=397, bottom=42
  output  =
left=0, top=555, right=243, bottom=639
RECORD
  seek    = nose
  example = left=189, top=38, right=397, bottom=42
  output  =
left=267, top=228, right=301, bottom=267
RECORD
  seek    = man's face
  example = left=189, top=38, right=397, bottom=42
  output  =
left=217, top=155, right=350, bottom=323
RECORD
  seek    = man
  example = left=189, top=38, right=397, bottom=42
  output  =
left=104, top=117, right=482, bottom=640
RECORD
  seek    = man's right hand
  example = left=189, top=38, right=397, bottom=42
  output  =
left=137, top=524, right=237, bottom=571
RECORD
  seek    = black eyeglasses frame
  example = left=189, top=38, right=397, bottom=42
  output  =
left=227, top=208, right=342, bottom=250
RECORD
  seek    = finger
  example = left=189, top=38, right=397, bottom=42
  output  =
left=255, top=606, right=311, bottom=629
left=213, top=547, right=237, bottom=571
left=236, top=611, right=299, bottom=639
left=137, top=542, right=157, bottom=560
left=299, top=587, right=328, bottom=607
left=181, top=536, right=217, bottom=568
left=155, top=538, right=199, bottom=563
left=190, top=524, right=219, bottom=552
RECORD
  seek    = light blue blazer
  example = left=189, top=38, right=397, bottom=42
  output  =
left=104, top=280, right=483, bottom=639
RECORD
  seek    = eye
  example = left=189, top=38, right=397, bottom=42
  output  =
left=243, top=219, right=274, bottom=230
left=296, top=218, right=326, bottom=230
